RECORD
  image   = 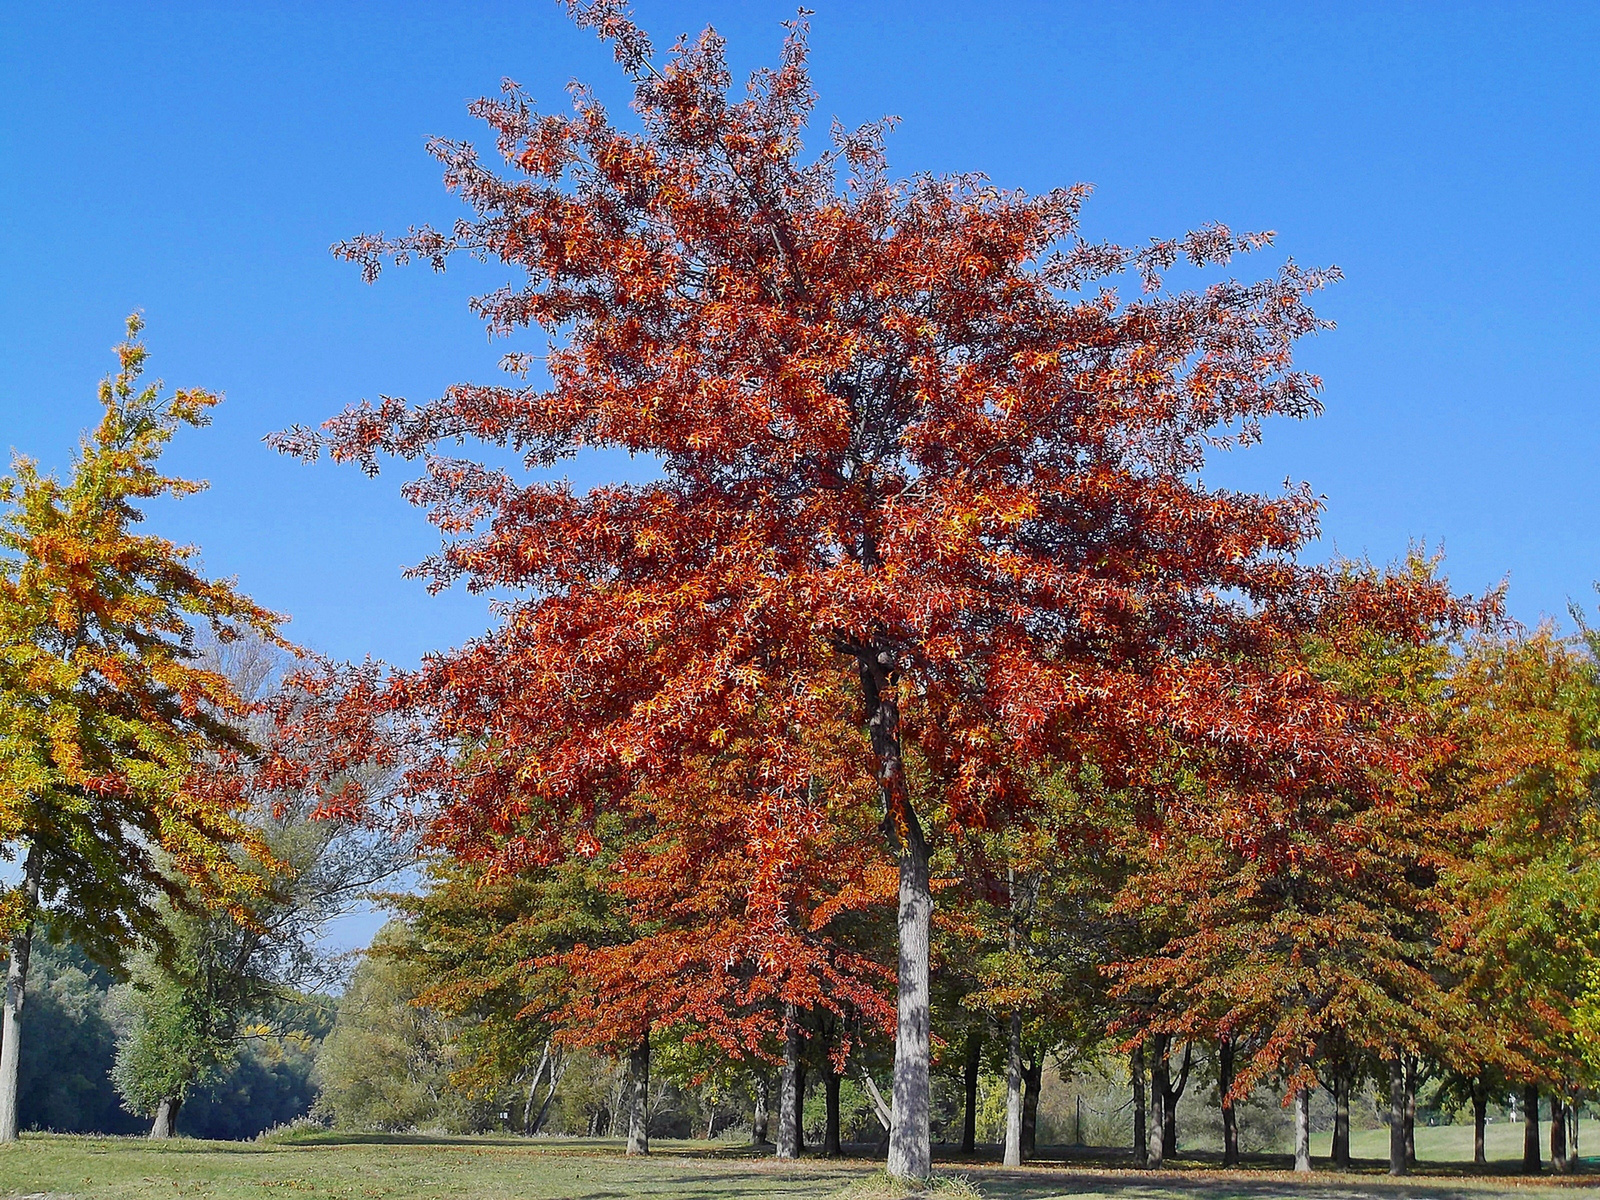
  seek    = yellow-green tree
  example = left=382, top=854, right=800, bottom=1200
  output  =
left=0, top=316, right=283, bottom=1141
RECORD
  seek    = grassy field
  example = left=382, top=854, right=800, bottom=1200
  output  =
left=1344, top=1119, right=1598, bottom=1165
left=2, top=1132, right=1595, bottom=1200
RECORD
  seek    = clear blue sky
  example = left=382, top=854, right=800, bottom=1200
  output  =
left=5, top=2, right=1598, bottom=667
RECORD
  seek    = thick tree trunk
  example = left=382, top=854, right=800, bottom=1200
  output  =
left=1003, top=1012, right=1023, bottom=1166
left=626, top=1034, right=650, bottom=1156
left=1146, top=1035, right=1168, bottom=1168
left=1522, top=1083, right=1540, bottom=1173
left=1021, top=1054, right=1043, bottom=1159
left=149, top=1096, right=182, bottom=1139
left=751, top=1074, right=770, bottom=1146
left=823, top=1068, right=842, bottom=1158
left=777, top=1010, right=801, bottom=1159
left=1550, top=1094, right=1567, bottom=1172
left=1294, top=1087, right=1311, bottom=1174
left=1387, top=1056, right=1406, bottom=1177
left=1332, top=1069, right=1351, bottom=1169
left=1403, top=1056, right=1417, bottom=1167
left=1132, top=1045, right=1147, bottom=1167
left=1218, top=1039, right=1239, bottom=1168
left=859, top=653, right=932, bottom=1182
left=960, top=1026, right=982, bottom=1154
left=1473, top=1089, right=1487, bottom=1166
left=887, top=824, right=930, bottom=1180
left=0, top=845, right=41, bottom=1145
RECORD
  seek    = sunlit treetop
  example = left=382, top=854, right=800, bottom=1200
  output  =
left=0, top=315, right=287, bottom=961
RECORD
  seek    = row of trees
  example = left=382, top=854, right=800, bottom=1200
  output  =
left=3, top=1, right=1597, bottom=1182
left=266, top=0, right=1599, bottom=1181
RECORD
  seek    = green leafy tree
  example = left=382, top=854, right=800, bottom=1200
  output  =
left=314, top=921, right=490, bottom=1132
left=108, top=637, right=416, bottom=1137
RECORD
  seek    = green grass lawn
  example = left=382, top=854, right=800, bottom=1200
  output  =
left=1343, top=1119, right=1599, bottom=1165
left=2, top=1132, right=1594, bottom=1200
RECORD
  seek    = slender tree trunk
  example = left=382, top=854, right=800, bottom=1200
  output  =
left=1332, top=1069, right=1350, bottom=1169
left=859, top=655, right=932, bottom=1183
left=752, top=1074, right=770, bottom=1146
left=149, top=1096, right=182, bottom=1139
left=794, top=1063, right=808, bottom=1152
left=1473, top=1088, right=1487, bottom=1167
left=1551, top=1094, right=1567, bottom=1172
left=1003, top=1012, right=1023, bottom=1166
left=626, top=1034, right=650, bottom=1156
left=1162, top=1040, right=1189, bottom=1159
left=1522, top=1083, right=1540, bottom=1173
left=1403, top=1055, right=1417, bottom=1167
left=960, top=1026, right=982, bottom=1154
left=1387, top=1056, right=1406, bottom=1177
left=1561, top=1094, right=1574, bottom=1171
left=530, top=1058, right=567, bottom=1135
left=523, top=1041, right=551, bottom=1134
left=0, top=845, right=41, bottom=1145
left=1021, top=1053, right=1043, bottom=1159
left=1294, top=1087, right=1311, bottom=1174
left=1132, top=1044, right=1147, bottom=1167
left=1219, top=1039, right=1239, bottom=1168
left=1147, top=1035, right=1168, bottom=1168
left=823, top=1068, right=842, bottom=1158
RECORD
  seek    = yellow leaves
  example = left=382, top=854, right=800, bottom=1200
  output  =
left=0, top=318, right=290, bottom=947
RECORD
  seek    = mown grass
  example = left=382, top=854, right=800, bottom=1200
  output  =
left=1, top=1131, right=1593, bottom=1200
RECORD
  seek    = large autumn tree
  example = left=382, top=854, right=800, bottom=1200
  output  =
left=0, top=317, right=284, bottom=1141
left=277, top=2, right=1446, bottom=1177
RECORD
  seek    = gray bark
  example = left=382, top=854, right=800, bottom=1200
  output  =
left=751, top=1074, right=770, bottom=1146
left=530, top=1056, right=567, bottom=1135
left=1003, top=1012, right=1023, bottom=1166
left=1294, top=1087, right=1311, bottom=1173
left=1388, top=1057, right=1406, bottom=1176
left=523, top=1041, right=551, bottom=1134
left=858, top=649, right=931, bottom=1181
left=777, top=1009, right=801, bottom=1159
left=1404, top=1056, right=1417, bottom=1166
left=1131, top=1045, right=1147, bottom=1167
left=626, top=1035, right=649, bottom=1156
left=0, top=844, right=42, bottom=1144
left=1146, top=1036, right=1168, bottom=1168
left=149, top=1095, right=182, bottom=1139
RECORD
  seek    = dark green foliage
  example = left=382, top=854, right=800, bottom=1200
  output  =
left=178, top=1033, right=320, bottom=1140
left=12, top=936, right=141, bottom=1134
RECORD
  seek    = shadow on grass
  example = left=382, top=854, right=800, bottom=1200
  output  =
left=938, top=1144, right=1595, bottom=1199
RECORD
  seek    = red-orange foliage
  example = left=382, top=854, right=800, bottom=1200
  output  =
left=274, top=2, right=1459, bottom=1174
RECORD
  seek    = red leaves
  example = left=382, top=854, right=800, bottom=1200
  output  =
left=274, top=6, right=1488, bottom=1084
